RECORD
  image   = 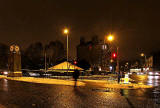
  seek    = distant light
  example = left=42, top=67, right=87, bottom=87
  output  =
left=3, top=71, right=8, bottom=75
left=141, top=53, right=145, bottom=57
left=155, top=72, right=159, bottom=75
left=74, top=61, right=77, bottom=65
left=112, top=53, right=117, bottom=58
left=109, top=66, right=112, bottom=71
left=113, top=53, right=116, bottom=57
left=148, top=75, right=154, bottom=79
left=148, top=72, right=153, bottom=75
left=102, top=45, right=107, bottom=50
left=29, top=73, right=40, bottom=77
left=128, top=72, right=132, bottom=75
left=99, top=67, right=102, bottom=71
left=110, top=59, right=114, bottom=63
left=155, top=76, right=159, bottom=79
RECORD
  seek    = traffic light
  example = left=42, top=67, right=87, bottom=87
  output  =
left=74, top=60, right=77, bottom=65
left=112, top=53, right=117, bottom=58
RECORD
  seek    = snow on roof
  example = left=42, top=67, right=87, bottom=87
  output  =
left=48, top=61, right=83, bottom=71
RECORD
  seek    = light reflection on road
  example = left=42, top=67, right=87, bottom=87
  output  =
left=130, top=74, right=160, bottom=87
left=3, top=79, right=8, bottom=92
left=0, top=74, right=160, bottom=108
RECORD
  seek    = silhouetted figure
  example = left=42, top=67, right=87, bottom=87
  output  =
left=73, top=69, right=80, bottom=87
left=118, top=71, right=121, bottom=84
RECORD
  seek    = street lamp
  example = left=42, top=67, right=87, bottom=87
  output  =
left=141, top=53, right=145, bottom=57
left=64, top=29, right=69, bottom=34
left=140, top=53, right=146, bottom=69
left=106, top=34, right=119, bottom=73
left=107, top=35, right=114, bottom=42
left=63, top=28, right=69, bottom=75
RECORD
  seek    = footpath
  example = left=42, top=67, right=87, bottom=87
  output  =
left=0, top=75, right=85, bottom=86
left=0, top=75, right=153, bottom=89
left=81, top=79, right=153, bottom=89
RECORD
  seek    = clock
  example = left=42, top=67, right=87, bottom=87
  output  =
left=10, top=46, right=14, bottom=52
left=15, top=46, right=19, bottom=52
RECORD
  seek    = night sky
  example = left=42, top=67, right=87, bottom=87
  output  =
left=0, top=0, right=160, bottom=60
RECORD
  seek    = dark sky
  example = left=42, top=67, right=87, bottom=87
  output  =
left=0, top=0, right=160, bottom=60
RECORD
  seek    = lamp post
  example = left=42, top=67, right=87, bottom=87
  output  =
left=141, top=53, right=146, bottom=69
left=45, top=51, right=47, bottom=73
left=64, top=28, right=69, bottom=75
left=107, top=34, right=119, bottom=73
left=116, top=47, right=119, bottom=73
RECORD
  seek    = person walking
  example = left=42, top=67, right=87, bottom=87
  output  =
left=73, top=69, right=80, bottom=87
left=118, top=71, right=121, bottom=84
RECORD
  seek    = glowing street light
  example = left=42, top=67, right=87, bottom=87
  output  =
left=107, top=35, right=114, bottom=42
left=63, top=28, right=69, bottom=75
left=64, top=29, right=69, bottom=34
left=140, top=53, right=146, bottom=68
left=106, top=34, right=119, bottom=73
left=141, top=53, right=145, bottom=57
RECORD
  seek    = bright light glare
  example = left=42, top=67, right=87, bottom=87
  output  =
left=155, top=72, right=159, bottom=75
left=155, top=76, right=159, bottom=79
left=99, top=67, right=102, bottom=71
left=107, top=35, right=114, bottom=42
left=109, top=66, right=112, bottom=70
left=64, top=29, right=69, bottom=34
left=148, top=72, right=153, bottom=75
left=148, top=75, right=154, bottom=79
left=3, top=71, right=8, bottom=75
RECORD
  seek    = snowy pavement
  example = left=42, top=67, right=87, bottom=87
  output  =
left=0, top=75, right=153, bottom=89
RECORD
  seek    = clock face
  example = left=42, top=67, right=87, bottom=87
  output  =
left=10, top=46, right=14, bottom=52
left=15, top=46, right=19, bottom=52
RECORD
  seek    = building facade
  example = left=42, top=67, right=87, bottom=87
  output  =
left=146, top=51, right=160, bottom=71
left=77, top=36, right=111, bottom=73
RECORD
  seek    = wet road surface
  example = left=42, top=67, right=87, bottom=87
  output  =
left=0, top=75, right=160, bottom=108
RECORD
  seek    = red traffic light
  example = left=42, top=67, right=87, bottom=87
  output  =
left=74, top=61, right=77, bottom=64
left=112, top=53, right=117, bottom=58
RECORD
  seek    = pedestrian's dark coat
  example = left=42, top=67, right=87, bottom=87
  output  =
left=73, top=69, right=80, bottom=80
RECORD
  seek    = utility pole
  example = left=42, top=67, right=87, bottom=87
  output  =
left=67, top=34, right=69, bottom=75
left=63, top=28, right=69, bottom=75
left=116, top=47, right=119, bottom=73
left=45, top=51, right=47, bottom=73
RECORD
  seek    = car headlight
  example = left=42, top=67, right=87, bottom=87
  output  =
left=149, top=72, right=153, bottom=75
left=3, top=71, right=8, bottom=75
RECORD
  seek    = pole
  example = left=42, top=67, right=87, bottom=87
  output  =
left=45, top=51, right=47, bottom=73
left=116, top=47, right=119, bottom=73
left=144, top=55, right=147, bottom=71
left=144, top=55, right=146, bottom=67
left=67, top=34, right=69, bottom=75
left=44, top=50, right=47, bottom=78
